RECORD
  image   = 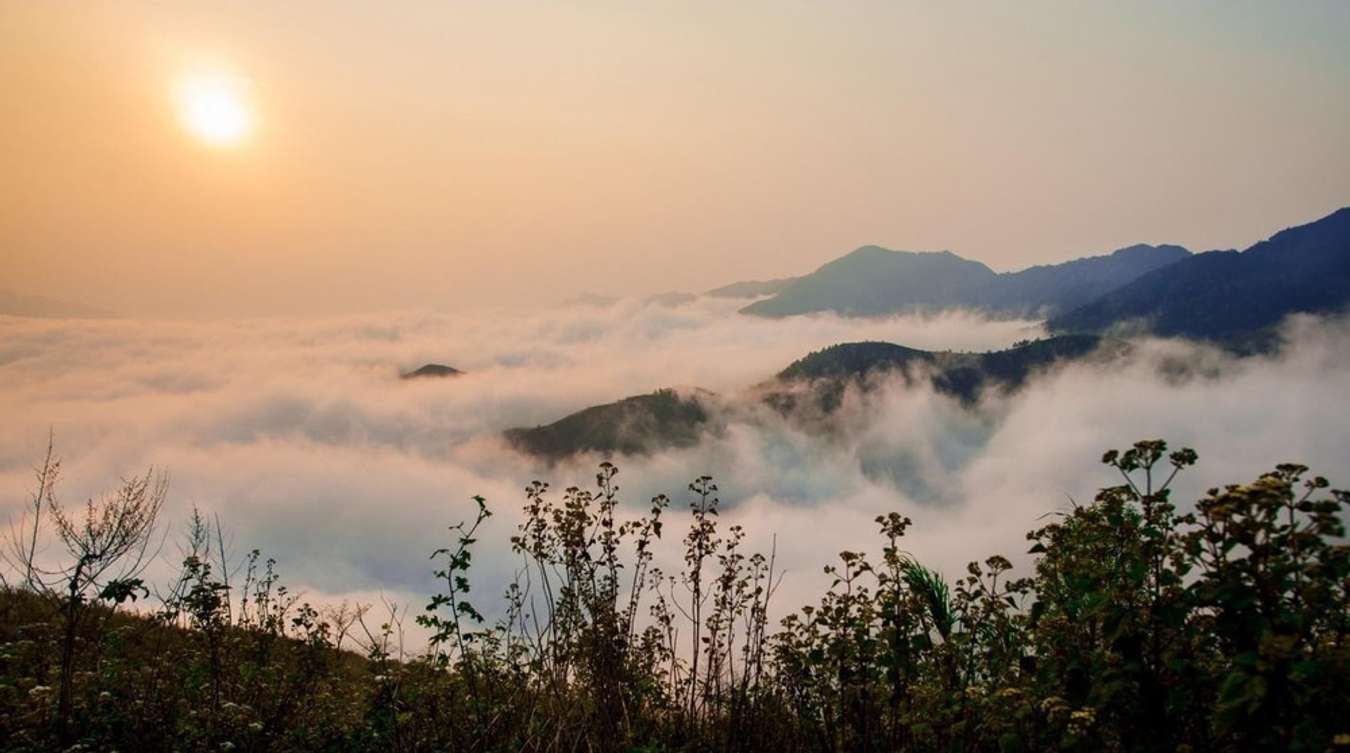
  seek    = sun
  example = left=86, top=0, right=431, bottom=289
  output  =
left=176, top=71, right=255, bottom=147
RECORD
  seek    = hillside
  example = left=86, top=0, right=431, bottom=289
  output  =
left=4, top=442, right=1342, bottom=753
left=741, top=248, right=998, bottom=317
left=981, top=244, right=1192, bottom=315
left=1049, top=207, right=1350, bottom=339
left=504, top=388, right=716, bottom=461
left=765, top=334, right=1109, bottom=414
left=506, top=337, right=1109, bottom=461
left=740, top=244, right=1190, bottom=318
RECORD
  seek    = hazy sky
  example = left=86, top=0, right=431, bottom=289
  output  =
left=4, top=1, right=1349, bottom=317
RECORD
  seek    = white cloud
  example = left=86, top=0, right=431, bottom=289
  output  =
left=2, top=303, right=1347, bottom=633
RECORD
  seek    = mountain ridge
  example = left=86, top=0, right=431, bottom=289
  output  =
left=505, top=335, right=1112, bottom=462
left=740, top=243, right=1190, bottom=318
left=1049, top=207, right=1350, bottom=339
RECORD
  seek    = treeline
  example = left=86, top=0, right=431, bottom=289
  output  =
left=0, top=440, right=1346, bottom=752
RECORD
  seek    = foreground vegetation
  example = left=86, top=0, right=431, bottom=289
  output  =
left=1, top=440, right=1346, bottom=752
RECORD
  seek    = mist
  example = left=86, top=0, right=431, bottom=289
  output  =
left=3, top=299, right=1348, bottom=627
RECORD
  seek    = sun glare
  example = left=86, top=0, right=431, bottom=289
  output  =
left=176, top=72, right=254, bottom=147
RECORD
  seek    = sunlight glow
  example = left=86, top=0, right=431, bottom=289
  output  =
left=176, top=71, right=254, bottom=147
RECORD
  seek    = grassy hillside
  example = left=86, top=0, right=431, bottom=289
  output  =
left=2, top=441, right=1345, bottom=752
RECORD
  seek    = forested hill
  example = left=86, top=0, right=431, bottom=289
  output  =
left=1049, top=206, right=1350, bottom=339
left=776, top=335, right=1104, bottom=392
left=504, top=388, right=716, bottom=461
left=764, top=335, right=1110, bottom=415
left=505, top=336, right=1109, bottom=461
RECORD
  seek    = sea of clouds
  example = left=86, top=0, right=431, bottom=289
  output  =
left=2, top=297, right=1348, bottom=634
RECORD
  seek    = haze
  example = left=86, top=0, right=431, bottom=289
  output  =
left=4, top=1, right=1350, bottom=317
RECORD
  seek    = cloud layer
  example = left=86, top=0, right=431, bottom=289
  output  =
left=3, top=300, right=1347, bottom=629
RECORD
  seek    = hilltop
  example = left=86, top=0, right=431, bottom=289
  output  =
left=504, top=388, right=718, bottom=461
left=400, top=363, right=464, bottom=379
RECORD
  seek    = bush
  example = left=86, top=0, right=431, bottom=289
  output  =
left=0, top=440, right=1345, bottom=752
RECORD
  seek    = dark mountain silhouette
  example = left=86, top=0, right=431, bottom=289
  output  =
left=741, top=248, right=997, bottom=317
left=505, top=388, right=717, bottom=462
left=706, top=277, right=800, bottom=299
left=506, top=336, right=1111, bottom=461
left=1049, top=207, right=1350, bottom=340
left=505, top=207, right=1350, bottom=462
left=982, top=244, right=1192, bottom=314
left=764, top=334, right=1113, bottom=414
left=400, top=363, right=464, bottom=380
left=740, top=244, right=1190, bottom=318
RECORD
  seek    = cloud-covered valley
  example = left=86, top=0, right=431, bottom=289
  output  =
left=3, top=298, right=1348, bottom=626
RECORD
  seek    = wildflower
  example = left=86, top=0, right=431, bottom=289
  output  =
left=1068, top=707, right=1096, bottom=735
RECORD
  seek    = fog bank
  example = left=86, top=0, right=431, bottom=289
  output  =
left=3, top=299, right=1347, bottom=628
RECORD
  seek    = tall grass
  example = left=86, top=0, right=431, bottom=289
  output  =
left=1, top=440, right=1346, bottom=752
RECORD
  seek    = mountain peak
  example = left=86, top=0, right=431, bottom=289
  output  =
left=401, top=363, right=464, bottom=380
left=742, top=241, right=1185, bottom=319
left=842, top=245, right=957, bottom=260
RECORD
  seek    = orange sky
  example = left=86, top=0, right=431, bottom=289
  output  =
left=3, top=2, right=1349, bottom=317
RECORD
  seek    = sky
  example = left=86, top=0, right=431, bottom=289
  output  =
left=3, top=1, right=1350, bottom=317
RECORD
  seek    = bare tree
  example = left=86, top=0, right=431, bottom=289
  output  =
left=3, top=438, right=167, bottom=737
left=2, top=432, right=61, bottom=589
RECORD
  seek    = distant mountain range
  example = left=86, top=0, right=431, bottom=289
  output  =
left=1049, top=207, right=1350, bottom=340
left=731, top=207, right=1350, bottom=343
left=510, top=207, right=1349, bottom=463
left=505, top=335, right=1118, bottom=462
left=740, top=244, right=1192, bottom=318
